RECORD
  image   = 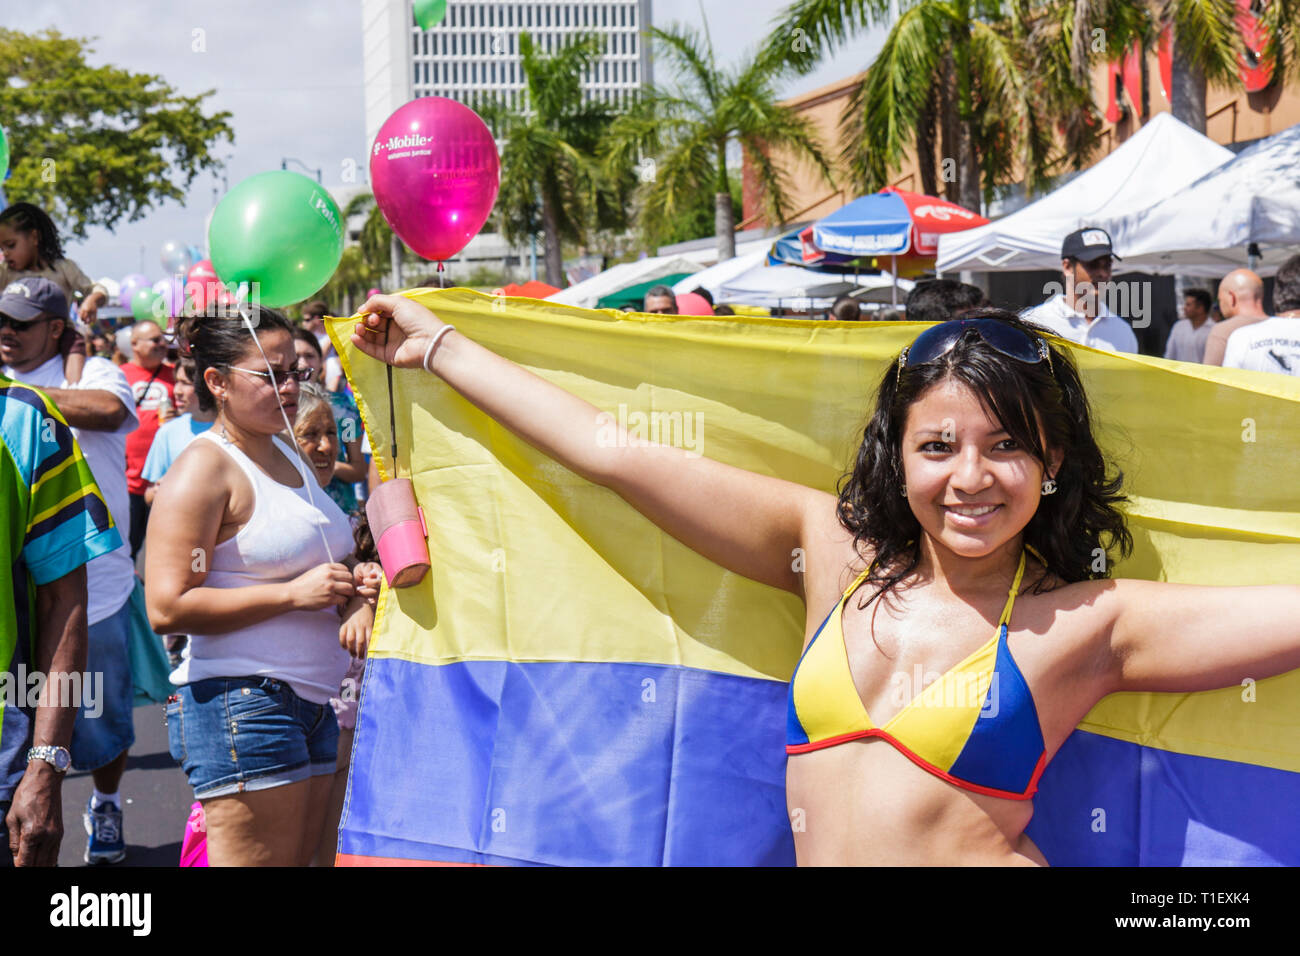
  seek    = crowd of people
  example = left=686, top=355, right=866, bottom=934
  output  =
left=1, top=203, right=381, bottom=866
left=3, top=199, right=1300, bottom=867
left=638, top=226, right=1300, bottom=377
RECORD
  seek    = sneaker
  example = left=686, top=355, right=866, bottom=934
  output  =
left=84, top=799, right=126, bottom=865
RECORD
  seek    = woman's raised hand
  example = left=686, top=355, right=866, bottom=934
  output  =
left=350, top=293, right=444, bottom=369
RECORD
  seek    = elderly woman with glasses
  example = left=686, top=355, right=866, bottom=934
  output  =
left=347, top=295, right=1300, bottom=866
left=292, top=326, right=367, bottom=513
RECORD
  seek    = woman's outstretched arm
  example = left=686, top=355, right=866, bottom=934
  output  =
left=1105, top=579, right=1300, bottom=692
left=350, top=294, right=828, bottom=597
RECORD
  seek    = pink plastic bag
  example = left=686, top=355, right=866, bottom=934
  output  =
left=179, top=801, right=209, bottom=867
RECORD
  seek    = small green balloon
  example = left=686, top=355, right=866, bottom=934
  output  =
left=413, top=0, right=447, bottom=30
left=0, top=126, right=9, bottom=180
left=131, top=287, right=163, bottom=324
left=207, top=170, right=344, bottom=308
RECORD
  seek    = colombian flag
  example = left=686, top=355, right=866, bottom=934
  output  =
left=328, top=290, right=1300, bottom=866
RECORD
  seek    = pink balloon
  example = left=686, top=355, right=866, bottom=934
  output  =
left=370, top=97, right=500, bottom=262
left=675, top=292, right=715, bottom=316
left=186, top=259, right=220, bottom=312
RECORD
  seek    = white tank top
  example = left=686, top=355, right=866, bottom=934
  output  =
left=171, top=431, right=355, bottom=704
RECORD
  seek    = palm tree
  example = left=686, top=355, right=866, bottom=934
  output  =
left=1060, top=1, right=1242, bottom=133
left=758, top=1, right=1140, bottom=211
left=603, top=23, right=835, bottom=261
left=478, top=33, right=631, bottom=288
left=318, top=246, right=381, bottom=316
left=343, top=192, right=398, bottom=277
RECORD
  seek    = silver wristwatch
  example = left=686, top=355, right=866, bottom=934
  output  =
left=26, top=745, right=72, bottom=773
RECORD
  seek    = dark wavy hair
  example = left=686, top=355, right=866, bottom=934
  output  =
left=0, top=202, right=64, bottom=265
left=176, top=306, right=295, bottom=413
left=836, top=307, right=1132, bottom=607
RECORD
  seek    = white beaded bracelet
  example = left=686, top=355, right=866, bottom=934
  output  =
left=422, top=324, right=456, bottom=373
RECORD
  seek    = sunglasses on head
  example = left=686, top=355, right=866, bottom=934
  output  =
left=897, top=318, right=1052, bottom=386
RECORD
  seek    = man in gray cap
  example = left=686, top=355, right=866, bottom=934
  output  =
left=1021, top=227, right=1138, bottom=353
left=0, top=277, right=138, bottom=864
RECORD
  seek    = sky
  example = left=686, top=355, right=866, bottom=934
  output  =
left=6, top=1, right=889, bottom=283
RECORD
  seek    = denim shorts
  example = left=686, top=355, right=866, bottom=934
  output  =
left=70, top=598, right=136, bottom=771
left=166, top=676, right=339, bottom=799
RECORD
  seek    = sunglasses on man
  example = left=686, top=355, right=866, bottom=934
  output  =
left=0, top=314, right=55, bottom=332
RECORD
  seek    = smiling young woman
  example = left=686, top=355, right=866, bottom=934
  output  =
left=348, top=297, right=1300, bottom=866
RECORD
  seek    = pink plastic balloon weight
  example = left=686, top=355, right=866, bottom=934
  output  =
left=370, top=97, right=500, bottom=262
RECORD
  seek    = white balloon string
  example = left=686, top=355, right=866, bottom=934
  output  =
left=238, top=301, right=335, bottom=565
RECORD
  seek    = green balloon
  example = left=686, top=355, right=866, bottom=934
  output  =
left=0, top=126, right=8, bottom=180
left=131, top=287, right=163, bottom=324
left=207, top=170, right=344, bottom=308
left=413, top=0, right=447, bottom=30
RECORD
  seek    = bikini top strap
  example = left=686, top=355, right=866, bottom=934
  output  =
left=997, top=550, right=1028, bottom=627
left=848, top=545, right=1031, bottom=622
left=844, top=561, right=875, bottom=598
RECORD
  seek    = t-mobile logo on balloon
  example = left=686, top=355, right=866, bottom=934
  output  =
left=380, top=134, right=432, bottom=153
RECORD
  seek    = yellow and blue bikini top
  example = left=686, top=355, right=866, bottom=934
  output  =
left=786, top=548, right=1047, bottom=800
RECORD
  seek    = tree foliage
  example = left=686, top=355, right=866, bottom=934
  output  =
left=0, top=28, right=234, bottom=238
left=477, top=32, right=633, bottom=287
left=604, top=23, right=834, bottom=259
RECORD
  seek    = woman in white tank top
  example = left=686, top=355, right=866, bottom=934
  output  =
left=145, top=306, right=368, bottom=866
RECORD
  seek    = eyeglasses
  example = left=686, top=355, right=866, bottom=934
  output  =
left=225, top=365, right=313, bottom=389
left=897, top=318, right=1052, bottom=386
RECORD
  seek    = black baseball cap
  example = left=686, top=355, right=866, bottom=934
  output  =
left=0, top=277, right=69, bottom=322
left=1061, top=227, right=1121, bottom=263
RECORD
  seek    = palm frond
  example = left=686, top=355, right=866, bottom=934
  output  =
left=647, top=24, right=723, bottom=109
left=1259, top=0, right=1300, bottom=84
left=1165, top=0, right=1244, bottom=85
left=839, top=1, right=950, bottom=193
left=756, top=0, right=897, bottom=77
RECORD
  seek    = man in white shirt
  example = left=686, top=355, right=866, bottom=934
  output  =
left=1223, top=254, right=1300, bottom=376
left=0, top=278, right=139, bottom=864
left=1164, top=288, right=1216, bottom=363
left=1020, top=227, right=1139, bottom=353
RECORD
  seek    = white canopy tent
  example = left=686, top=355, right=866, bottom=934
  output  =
left=716, top=261, right=912, bottom=311
left=546, top=255, right=702, bottom=309
left=1096, top=123, right=1300, bottom=276
left=670, top=237, right=775, bottom=267
left=671, top=250, right=769, bottom=299
left=936, top=113, right=1234, bottom=273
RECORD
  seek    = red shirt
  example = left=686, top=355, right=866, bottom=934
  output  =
left=121, top=362, right=176, bottom=495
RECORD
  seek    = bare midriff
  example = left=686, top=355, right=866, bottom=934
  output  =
left=786, top=737, right=1044, bottom=866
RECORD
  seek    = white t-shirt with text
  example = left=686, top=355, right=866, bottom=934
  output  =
left=1222, top=316, right=1300, bottom=376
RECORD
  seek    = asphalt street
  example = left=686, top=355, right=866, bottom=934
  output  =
left=57, top=703, right=192, bottom=868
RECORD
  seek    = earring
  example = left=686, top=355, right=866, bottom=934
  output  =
left=900, top=486, right=908, bottom=498
left=1041, top=478, right=1057, bottom=496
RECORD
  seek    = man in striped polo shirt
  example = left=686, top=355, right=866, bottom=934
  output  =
left=0, top=367, right=122, bottom=865
left=1, top=277, right=138, bottom=864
